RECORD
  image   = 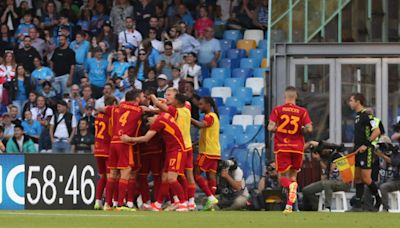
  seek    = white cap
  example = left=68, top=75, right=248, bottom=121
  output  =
left=157, top=74, right=168, bottom=80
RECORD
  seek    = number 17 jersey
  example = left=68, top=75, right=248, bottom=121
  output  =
left=105, top=101, right=143, bottom=144
left=269, top=103, right=312, bottom=154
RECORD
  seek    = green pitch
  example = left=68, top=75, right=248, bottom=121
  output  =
left=0, top=210, right=398, bottom=228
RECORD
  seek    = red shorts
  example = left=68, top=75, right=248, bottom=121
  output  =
left=94, top=142, right=110, bottom=156
left=139, top=153, right=163, bottom=176
left=184, top=149, right=194, bottom=170
left=108, top=143, right=134, bottom=169
left=197, top=153, right=219, bottom=173
left=275, top=152, right=304, bottom=173
left=95, top=156, right=109, bottom=174
left=163, top=150, right=185, bottom=175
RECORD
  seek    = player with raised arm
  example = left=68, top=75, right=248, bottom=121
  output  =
left=191, top=96, right=220, bottom=211
left=268, top=86, right=312, bottom=214
left=94, top=95, right=118, bottom=210
left=120, top=112, right=188, bottom=212
left=150, top=88, right=197, bottom=211
left=99, top=89, right=145, bottom=211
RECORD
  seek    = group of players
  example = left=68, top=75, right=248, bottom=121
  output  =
left=93, top=88, right=221, bottom=212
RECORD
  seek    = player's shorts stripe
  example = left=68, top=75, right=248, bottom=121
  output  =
left=176, top=151, right=182, bottom=170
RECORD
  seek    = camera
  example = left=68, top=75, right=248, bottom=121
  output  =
left=219, top=158, right=238, bottom=171
left=377, top=142, right=399, bottom=156
left=306, top=140, right=345, bottom=160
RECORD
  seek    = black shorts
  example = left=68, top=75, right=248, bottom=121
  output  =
left=355, top=146, right=374, bottom=169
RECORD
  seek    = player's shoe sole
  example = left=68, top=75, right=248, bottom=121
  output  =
left=150, top=203, right=162, bottom=212
left=176, top=203, right=188, bottom=212
left=188, top=203, right=197, bottom=211
left=115, top=206, right=136, bottom=212
left=103, top=205, right=113, bottom=211
left=203, top=198, right=219, bottom=211
left=283, top=208, right=293, bottom=215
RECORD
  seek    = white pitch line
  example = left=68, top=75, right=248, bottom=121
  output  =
left=0, top=212, right=144, bottom=218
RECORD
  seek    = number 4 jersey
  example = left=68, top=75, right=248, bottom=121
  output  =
left=269, top=103, right=312, bottom=154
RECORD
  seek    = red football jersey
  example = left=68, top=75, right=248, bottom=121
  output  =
left=269, top=103, right=312, bottom=154
left=94, top=112, right=111, bottom=156
left=105, top=101, right=143, bottom=144
left=150, top=112, right=185, bottom=153
left=140, top=133, right=164, bottom=156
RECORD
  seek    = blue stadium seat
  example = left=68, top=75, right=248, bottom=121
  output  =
left=223, top=125, right=244, bottom=141
left=219, top=106, right=238, bottom=119
left=211, top=68, right=231, bottom=82
left=220, top=134, right=234, bottom=152
left=226, top=49, right=246, bottom=60
left=219, top=115, right=231, bottom=131
left=240, top=58, right=258, bottom=69
left=232, top=148, right=248, bottom=168
left=220, top=40, right=234, bottom=57
left=252, top=96, right=264, bottom=107
left=236, top=134, right=253, bottom=145
left=201, top=66, right=210, bottom=79
left=245, top=125, right=262, bottom=138
left=203, top=78, right=223, bottom=90
left=253, top=68, right=268, bottom=78
left=233, top=87, right=253, bottom=104
left=232, top=68, right=253, bottom=80
left=249, top=49, right=266, bottom=65
left=258, top=40, right=268, bottom=50
left=213, top=97, right=224, bottom=107
left=224, top=78, right=245, bottom=91
left=223, top=30, right=243, bottom=43
left=219, top=58, right=240, bottom=69
left=256, top=128, right=265, bottom=143
left=242, top=105, right=263, bottom=115
left=225, top=97, right=245, bottom=113
left=197, top=87, right=210, bottom=97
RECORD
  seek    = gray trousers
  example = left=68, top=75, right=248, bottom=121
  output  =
left=302, top=180, right=350, bottom=210
left=218, top=195, right=248, bottom=211
left=380, top=180, right=400, bottom=210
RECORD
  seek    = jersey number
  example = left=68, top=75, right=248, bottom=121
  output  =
left=169, top=159, right=176, bottom=167
left=119, top=111, right=131, bottom=127
left=276, top=114, right=300, bottom=135
left=95, top=120, right=106, bottom=139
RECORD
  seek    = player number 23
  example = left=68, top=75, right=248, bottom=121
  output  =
left=277, top=114, right=300, bottom=134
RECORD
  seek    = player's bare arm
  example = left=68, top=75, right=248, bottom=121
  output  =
left=97, top=107, right=106, bottom=113
left=267, top=121, right=277, bottom=132
left=191, top=118, right=207, bottom=128
left=303, top=123, right=313, bottom=134
left=140, top=105, right=160, bottom=113
left=150, top=94, right=169, bottom=112
left=120, top=130, right=157, bottom=143
left=369, top=127, right=381, bottom=143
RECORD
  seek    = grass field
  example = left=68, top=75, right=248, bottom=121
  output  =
left=0, top=210, right=398, bottom=228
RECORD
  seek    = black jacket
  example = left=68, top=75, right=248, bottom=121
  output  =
left=3, top=75, right=33, bottom=101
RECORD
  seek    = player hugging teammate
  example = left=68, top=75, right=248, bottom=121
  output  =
left=93, top=88, right=221, bottom=212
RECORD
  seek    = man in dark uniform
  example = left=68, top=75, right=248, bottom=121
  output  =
left=348, top=93, right=382, bottom=211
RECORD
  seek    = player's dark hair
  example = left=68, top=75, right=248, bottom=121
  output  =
left=350, top=93, right=366, bottom=106
left=141, top=112, right=156, bottom=132
left=14, top=124, right=24, bottom=131
left=201, top=96, right=219, bottom=119
left=104, top=95, right=118, bottom=106
left=125, top=89, right=143, bottom=101
left=285, top=86, right=297, bottom=93
left=175, top=93, right=187, bottom=105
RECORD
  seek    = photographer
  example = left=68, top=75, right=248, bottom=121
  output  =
left=377, top=137, right=400, bottom=211
left=302, top=141, right=350, bottom=211
left=217, top=159, right=249, bottom=210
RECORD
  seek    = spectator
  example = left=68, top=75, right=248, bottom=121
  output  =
left=156, top=41, right=182, bottom=79
left=254, top=0, right=268, bottom=30
left=9, top=105, right=21, bottom=125
left=124, top=45, right=137, bottom=66
left=4, top=64, right=32, bottom=114
left=181, top=52, right=201, bottom=89
left=85, top=47, right=108, bottom=99
left=43, top=28, right=56, bottom=61
left=81, top=103, right=95, bottom=135
left=142, top=68, right=158, bottom=91
left=40, top=1, right=59, bottom=30
left=6, top=125, right=37, bottom=153
left=141, top=38, right=159, bottom=68
left=148, top=27, right=163, bottom=53
left=69, top=84, right=84, bottom=122
left=133, top=49, right=151, bottom=81
left=40, top=81, right=57, bottom=101
left=148, top=16, right=163, bottom=40
left=198, top=27, right=221, bottom=69
left=184, top=81, right=200, bottom=121
left=50, top=35, right=76, bottom=95
left=113, top=78, right=126, bottom=100
left=176, top=4, right=194, bottom=31
left=89, top=2, right=109, bottom=36
left=156, top=74, right=169, bottom=98
left=0, top=24, right=15, bottom=51
left=81, top=85, right=92, bottom=107
left=0, top=126, right=5, bottom=152
left=227, top=0, right=256, bottom=30
left=15, top=12, right=34, bottom=42
left=70, top=31, right=90, bottom=84
left=108, top=49, right=130, bottom=79
left=118, top=17, right=143, bottom=52
left=162, top=25, right=182, bottom=54
left=14, top=35, right=40, bottom=73
left=194, top=6, right=214, bottom=38
left=77, top=8, right=92, bottom=32
left=110, top=0, right=134, bottom=35
left=32, top=95, right=53, bottom=152
left=177, top=21, right=200, bottom=54
left=71, top=118, right=94, bottom=153
left=95, top=83, right=116, bottom=109
left=126, top=66, right=143, bottom=90
left=2, top=112, right=15, bottom=139
left=31, top=56, right=54, bottom=93
left=169, top=66, right=186, bottom=93
left=22, top=91, right=37, bottom=118
left=1, top=0, right=19, bottom=34
left=53, top=14, right=74, bottom=45
left=59, top=0, right=79, bottom=23
left=98, top=41, right=111, bottom=60
left=97, top=20, right=117, bottom=52
left=216, top=0, right=238, bottom=21
left=0, top=51, right=17, bottom=105
left=21, top=110, right=41, bottom=145
left=50, top=99, right=77, bottom=153
left=18, top=27, right=47, bottom=59
left=134, top=0, right=156, bottom=37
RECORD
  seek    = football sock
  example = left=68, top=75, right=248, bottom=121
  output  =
left=127, top=179, right=137, bottom=203
left=95, top=176, right=107, bottom=200
left=287, top=181, right=298, bottom=206
left=187, top=184, right=196, bottom=202
left=117, top=179, right=129, bottom=206
left=178, top=176, right=189, bottom=200
left=208, top=179, right=217, bottom=195
left=367, top=182, right=380, bottom=198
left=354, top=183, right=364, bottom=207
left=113, top=182, right=119, bottom=203
left=156, top=182, right=169, bottom=204
left=279, top=177, right=291, bottom=188
left=105, top=178, right=117, bottom=206
left=153, top=175, right=161, bottom=200
left=170, top=181, right=186, bottom=204
left=195, top=175, right=212, bottom=197
left=138, top=175, right=150, bottom=204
